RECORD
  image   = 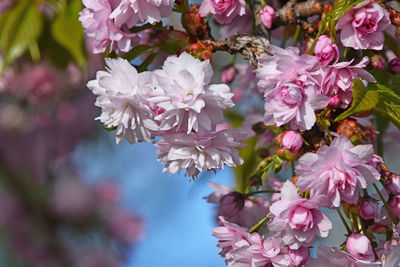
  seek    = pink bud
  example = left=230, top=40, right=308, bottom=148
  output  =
left=281, top=131, right=303, bottom=153
left=360, top=199, right=379, bottom=220
left=259, top=5, right=276, bottom=29
left=389, top=58, right=400, bottom=74
left=289, top=247, right=310, bottom=266
left=221, top=66, right=236, bottom=83
left=314, top=35, right=339, bottom=66
left=328, top=95, right=341, bottom=108
left=371, top=55, right=385, bottom=69
left=346, top=233, right=374, bottom=261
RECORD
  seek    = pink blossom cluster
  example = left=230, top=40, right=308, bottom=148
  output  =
left=88, top=52, right=246, bottom=178
left=79, top=0, right=174, bottom=54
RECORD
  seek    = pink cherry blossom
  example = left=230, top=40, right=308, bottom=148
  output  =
left=288, top=247, right=310, bottom=266
left=87, top=58, right=159, bottom=144
left=259, top=5, right=276, bottom=29
left=336, top=0, right=390, bottom=50
left=320, top=57, right=376, bottom=108
left=199, top=0, right=246, bottom=24
left=79, top=0, right=137, bottom=54
left=268, top=181, right=332, bottom=249
left=256, top=45, right=324, bottom=96
left=154, top=129, right=246, bottom=179
left=150, top=52, right=234, bottom=134
left=263, top=78, right=329, bottom=131
left=110, top=0, right=174, bottom=27
left=346, top=233, right=375, bottom=261
left=314, top=35, right=339, bottom=66
left=296, top=135, right=381, bottom=208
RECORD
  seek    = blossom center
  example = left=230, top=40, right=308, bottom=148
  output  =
left=280, top=83, right=304, bottom=105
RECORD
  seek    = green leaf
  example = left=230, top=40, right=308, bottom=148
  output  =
left=371, top=83, right=400, bottom=105
left=130, top=22, right=166, bottom=33
left=234, top=137, right=257, bottom=194
left=0, top=0, right=43, bottom=70
left=51, top=0, right=86, bottom=68
left=335, top=79, right=380, bottom=121
left=103, top=125, right=117, bottom=131
left=122, top=45, right=159, bottom=61
left=375, top=102, right=400, bottom=130
left=137, top=51, right=161, bottom=72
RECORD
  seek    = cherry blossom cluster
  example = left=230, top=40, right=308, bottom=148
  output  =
left=81, top=0, right=400, bottom=265
left=87, top=53, right=247, bottom=178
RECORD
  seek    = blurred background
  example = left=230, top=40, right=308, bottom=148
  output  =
left=1, top=0, right=400, bottom=266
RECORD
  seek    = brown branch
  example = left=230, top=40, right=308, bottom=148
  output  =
left=276, top=0, right=325, bottom=25
left=205, top=34, right=271, bottom=68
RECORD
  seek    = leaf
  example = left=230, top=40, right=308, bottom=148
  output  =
left=335, top=80, right=380, bottom=121
left=375, top=102, right=400, bottom=130
left=122, top=45, right=159, bottom=61
left=234, top=137, right=258, bottom=194
left=51, top=0, right=86, bottom=68
left=130, top=22, right=165, bottom=33
left=137, top=51, right=161, bottom=72
left=372, top=83, right=400, bottom=105
left=0, top=0, right=43, bottom=70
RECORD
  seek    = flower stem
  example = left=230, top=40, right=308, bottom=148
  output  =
left=373, top=183, right=398, bottom=225
left=336, top=207, right=352, bottom=235
left=292, top=25, right=301, bottom=45
left=249, top=212, right=271, bottom=233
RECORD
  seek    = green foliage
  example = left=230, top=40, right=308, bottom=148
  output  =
left=234, top=137, right=257, bottom=194
left=0, top=0, right=43, bottom=71
left=384, top=32, right=400, bottom=58
left=122, top=45, right=160, bottom=61
left=51, top=0, right=86, bottom=68
left=130, top=22, right=165, bottom=33
left=335, top=80, right=380, bottom=121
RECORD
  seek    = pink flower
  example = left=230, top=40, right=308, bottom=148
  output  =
left=314, top=35, right=339, bottom=66
left=281, top=131, right=303, bottom=153
left=256, top=46, right=324, bottom=96
left=371, top=55, right=385, bottom=69
left=150, top=52, right=234, bottom=134
left=154, top=129, right=246, bottom=179
left=307, top=245, right=380, bottom=266
left=79, top=0, right=137, bottom=54
left=360, top=198, right=379, bottom=220
left=87, top=58, right=159, bottom=144
left=110, top=0, right=174, bottom=27
left=221, top=66, right=236, bottom=83
left=259, top=5, right=276, bottom=29
left=263, top=79, right=329, bottom=131
left=288, top=247, right=310, bottom=266
left=296, top=135, right=381, bottom=208
left=389, top=195, right=400, bottom=219
left=199, top=0, right=246, bottom=24
left=320, top=57, right=376, bottom=108
left=383, top=245, right=400, bottom=267
left=346, top=233, right=375, bottom=261
left=269, top=181, right=332, bottom=249
left=336, top=0, right=390, bottom=50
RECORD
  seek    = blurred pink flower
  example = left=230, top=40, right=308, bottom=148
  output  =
left=346, top=233, right=375, bottom=261
left=199, top=0, right=246, bottom=24
left=259, top=5, right=276, bottom=29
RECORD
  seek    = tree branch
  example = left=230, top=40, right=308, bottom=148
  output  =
left=205, top=34, right=271, bottom=68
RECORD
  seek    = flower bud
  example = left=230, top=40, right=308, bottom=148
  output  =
left=389, top=58, right=400, bottom=74
left=221, top=66, right=236, bottom=83
left=328, top=95, right=341, bottom=108
left=289, top=247, right=310, bottom=266
left=259, top=5, right=276, bottom=29
left=346, top=233, right=375, bottom=261
left=188, top=42, right=213, bottom=61
left=337, top=119, right=362, bottom=143
left=314, top=35, right=339, bottom=66
left=360, top=198, right=379, bottom=220
left=181, top=4, right=210, bottom=40
left=370, top=54, right=385, bottom=69
left=281, top=131, right=303, bottom=153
